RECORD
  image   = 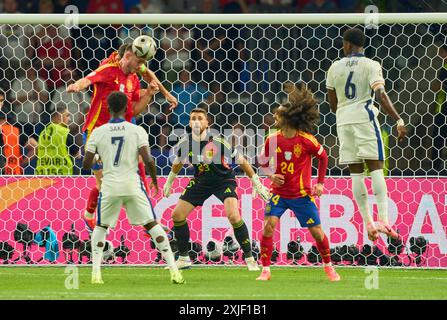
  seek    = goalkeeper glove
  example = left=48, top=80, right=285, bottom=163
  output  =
left=251, top=174, right=271, bottom=202
left=163, top=171, right=177, bottom=198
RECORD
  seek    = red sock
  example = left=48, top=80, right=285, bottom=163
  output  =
left=260, top=235, right=273, bottom=267
left=86, top=186, right=99, bottom=214
left=138, top=161, right=150, bottom=194
left=316, top=234, right=331, bottom=264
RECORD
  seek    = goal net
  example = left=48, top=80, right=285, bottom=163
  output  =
left=0, top=13, right=446, bottom=268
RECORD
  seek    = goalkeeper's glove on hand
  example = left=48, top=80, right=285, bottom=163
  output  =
left=163, top=171, right=177, bottom=198
left=251, top=174, right=271, bottom=202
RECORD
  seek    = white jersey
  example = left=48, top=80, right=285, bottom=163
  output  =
left=86, top=119, right=149, bottom=196
left=326, top=54, right=385, bottom=126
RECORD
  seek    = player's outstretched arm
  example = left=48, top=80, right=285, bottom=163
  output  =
left=238, top=155, right=271, bottom=202
left=374, top=87, right=407, bottom=141
left=66, top=78, right=92, bottom=93
left=163, top=159, right=183, bottom=198
left=133, top=80, right=160, bottom=117
left=140, top=65, right=178, bottom=110
left=139, top=145, right=159, bottom=196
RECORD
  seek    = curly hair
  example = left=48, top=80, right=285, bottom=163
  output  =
left=277, top=82, right=320, bottom=133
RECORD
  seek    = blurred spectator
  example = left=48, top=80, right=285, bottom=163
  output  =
left=170, top=70, right=212, bottom=128
left=119, top=6, right=154, bottom=44
left=255, top=0, right=297, bottom=13
left=151, top=125, right=173, bottom=175
left=192, top=21, right=246, bottom=94
left=137, top=0, right=165, bottom=13
left=431, top=45, right=447, bottom=174
left=54, top=0, right=69, bottom=12
left=36, top=104, right=80, bottom=175
left=199, top=0, right=220, bottom=13
left=49, top=70, right=89, bottom=146
left=0, top=0, right=33, bottom=89
left=302, top=0, right=337, bottom=12
left=30, top=1, right=74, bottom=91
left=2, top=0, right=21, bottom=13
left=0, top=90, right=37, bottom=175
left=165, top=0, right=202, bottom=13
left=262, top=113, right=276, bottom=137
left=220, top=0, right=252, bottom=13
left=10, top=65, right=49, bottom=137
left=338, top=0, right=361, bottom=12
left=160, top=26, right=193, bottom=77
left=87, top=0, right=125, bottom=13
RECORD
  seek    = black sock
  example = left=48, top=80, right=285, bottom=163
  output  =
left=173, top=220, right=190, bottom=257
left=232, top=220, right=252, bottom=258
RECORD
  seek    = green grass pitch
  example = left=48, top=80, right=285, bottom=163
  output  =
left=0, top=266, right=446, bottom=300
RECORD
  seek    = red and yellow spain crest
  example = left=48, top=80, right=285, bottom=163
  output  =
left=294, top=144, right=302, bottom=158
left=126, top=79, right=133, bottom=92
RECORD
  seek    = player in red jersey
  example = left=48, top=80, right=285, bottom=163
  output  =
left=256, top=83, right=340, bottom=282
left=67, top=44, right=159, bottom=231
left=101, top=43, right=178, bottom=111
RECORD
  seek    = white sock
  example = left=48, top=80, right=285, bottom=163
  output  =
left=148, top=224, right=178, bottom=273
left=262, top=266, right=270, bottom=272
left=91, top=226, right=107, bottom=274
left=351, top=173, right=374, bottom=225
left=371, top=169, right=389, bottom=224
left=323, top=262, right=332, bottom=267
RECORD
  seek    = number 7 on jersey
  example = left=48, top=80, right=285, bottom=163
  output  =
left=111, top=136, right=124, bottom=167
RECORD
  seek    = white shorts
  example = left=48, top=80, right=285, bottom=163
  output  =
left=337, top=118, right=385, bottom=165
left=97, top=190, right=156, bottom=228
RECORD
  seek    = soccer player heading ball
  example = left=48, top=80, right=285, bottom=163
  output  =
left=257, top=82, right=340, bottom=282
left=67, top=35, right=177, bottom=233
left=163, top=108, right=271, bottom=271
left=326, top=28, right=407, bottom=241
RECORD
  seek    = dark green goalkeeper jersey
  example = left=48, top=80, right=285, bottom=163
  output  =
left=174, top=131, right=239, bottom=185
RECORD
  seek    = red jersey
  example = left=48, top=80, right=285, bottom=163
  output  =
left=261, top=130, right=328, bottom=199
left=83, top=61, right=140, bottom=133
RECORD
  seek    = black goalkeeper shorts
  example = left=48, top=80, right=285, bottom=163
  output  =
left=179, top=179, right=238, bottom=207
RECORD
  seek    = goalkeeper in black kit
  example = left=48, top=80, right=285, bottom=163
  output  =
left=163, top=108, right=271, bottom=270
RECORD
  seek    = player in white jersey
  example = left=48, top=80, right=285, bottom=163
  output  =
left=326, top=28, right=407, bottom=241
left=83, top=91, right=185, bottom=285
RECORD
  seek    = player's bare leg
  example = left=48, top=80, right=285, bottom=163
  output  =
left=309, top=225, right=340, bottom=282
left=349, top=163, right=378, bottom=241
left=84, top=168, right=102, bottom=232
left=224, top=197, right=259, bottom=271
left=171, top=200, right=196, bottom=269
left=365, top=160, right=399, bottom=239
left=144, top=221, right=185, bottom=284
left=256, top=216, right=279, bottom=280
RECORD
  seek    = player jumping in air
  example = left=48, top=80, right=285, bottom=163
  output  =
left=83, top=91, right=184, bottom=285
left=326, top=28, right=407, bottom=241
left=256, top=82, right=340, bottom=282
left=101, top=42, right=178, bottom=112
left=163, top=108, right=271, bottom=271
left=67, top=40, right=160, bottom=232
